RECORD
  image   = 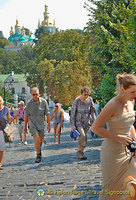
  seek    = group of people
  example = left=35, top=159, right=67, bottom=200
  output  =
left=0, top=73, right=136, bottom=199
left=70, top=73, right=136, bottom=199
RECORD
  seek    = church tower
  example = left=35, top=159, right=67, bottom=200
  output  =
left=38, top=4, right=56, bottom=34
left=5, top=20, right=34, bottom=52
left=42, top=5, right=49, bottom=26
left=15, top=20, right=21, bottom=34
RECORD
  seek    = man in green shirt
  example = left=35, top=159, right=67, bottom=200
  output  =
left=24, top=87, right=51, bottom=163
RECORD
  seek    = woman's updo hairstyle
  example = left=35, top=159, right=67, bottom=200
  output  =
left=116, top=73, right=136, bottom=90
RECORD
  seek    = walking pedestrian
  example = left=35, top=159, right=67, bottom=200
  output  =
left=14, top=101, right=27, bottom=145
left=70, top=86, right=96, bottom=160
left=0, top=96, right=11, bottom=170
left=92, top=73, right=136, bottom=199
left=10, top=106, right=15, bottom=123
left=24, top=87, right=51, bottom=163
left=51, top=103, right=64, bottom=144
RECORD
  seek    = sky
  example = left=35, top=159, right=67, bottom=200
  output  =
left=0, top=0, right=90, bottom=39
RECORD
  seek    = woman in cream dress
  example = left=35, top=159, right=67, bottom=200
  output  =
left=92, top=74, right=136, bottom=200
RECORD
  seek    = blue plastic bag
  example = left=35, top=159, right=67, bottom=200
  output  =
left=70, top=128, right=80, bottom=139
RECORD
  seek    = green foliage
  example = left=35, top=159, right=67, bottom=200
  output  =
left=34, top=29, right=91, bottom=105
left=0, top=31, right=9, bottom=48
left=20, top=46, right=34, bottom=60
left=34, top=27, right=51, bottom=42
left=85, top=0, right=136, bottom=106
left=100, top=73, right=116, bottom=107
left=0, top=87, right=12, bottom=102
left=0, top=46, right=34, bottom=74
left=23, top=60, right=45, bottom=95
left=34, top=30, right=89, bottom=62
left=0, top=50, right=22, bottom=74
left=101, top=0, right=136, bottom=70
left=0, top=38, right=9, bottom=48
left=38, top=59, right=91, bottom=105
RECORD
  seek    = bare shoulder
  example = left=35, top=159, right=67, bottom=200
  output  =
left=103, top=97, right=118, bottom=112
left=92, top=97, right=118, bottom=126
left=98, top=97, right=119, bottom=121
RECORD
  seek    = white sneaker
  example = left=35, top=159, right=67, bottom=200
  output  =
left=18, top=141, right=23, bottom=145
left=24, top=141, right=27, bottom=145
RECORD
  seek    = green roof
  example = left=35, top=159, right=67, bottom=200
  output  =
left=13, top=33, right=21, bottom=37
left=8, top=36, right=15, bottom=42
left=24, top=35, right=29, bottom=39
left=18, top=36, right=26, bottom=41
left=28, top=36, right=34, bottom=41
left=0, top=73, right=27, bottom=83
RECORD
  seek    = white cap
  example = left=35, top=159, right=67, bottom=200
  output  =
left=18, top=101, right=24, bottom=105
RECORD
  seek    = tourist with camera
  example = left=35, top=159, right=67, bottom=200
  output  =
left=92, top=73, right=136, bottom=200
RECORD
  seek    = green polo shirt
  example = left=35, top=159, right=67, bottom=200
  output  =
left=25, top=97, right=50, bottom=130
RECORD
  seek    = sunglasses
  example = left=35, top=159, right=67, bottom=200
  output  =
left=32, top=93, right=38, bottom=96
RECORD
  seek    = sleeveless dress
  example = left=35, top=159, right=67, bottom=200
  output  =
left=99, top=108, right=136, bottom=200
left=53, top=111, right=62, bottom=126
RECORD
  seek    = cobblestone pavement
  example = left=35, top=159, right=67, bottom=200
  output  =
left=0, top=121, right=103, bottom=200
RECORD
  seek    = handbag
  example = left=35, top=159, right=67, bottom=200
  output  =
left=0, top=120, right=14, bottom=144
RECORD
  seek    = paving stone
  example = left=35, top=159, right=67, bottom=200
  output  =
left=1, top=121, right=103, bottom=200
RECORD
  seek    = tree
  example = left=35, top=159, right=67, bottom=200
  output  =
left=0, top=86, right=12, bottom=103
left=0, top=46, right=35, bottom=74
left=34, top=30, right=89, bottom=62
left=0, top=39, right=9, bottom=48
left=20, top=45, right=34, bottom=60
left=85, top=0, right=136, bottom=106
left=102, top=0, right=136, bottom=70
left=0, top=50, right=23, bottom=74
left=0, top=30, right=9, bottom=48
left=23, top=60, right=45, bottom=95
left=33, top=29, right=90, bottom=104
left=34, top=27, right=50, bottom=42
left=38, top=59, right=91, bottom=104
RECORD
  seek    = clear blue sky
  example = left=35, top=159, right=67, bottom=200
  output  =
left=0, top=0, right=90, bottom=38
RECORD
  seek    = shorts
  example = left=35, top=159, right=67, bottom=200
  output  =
left=0, top=130, right=5, bottom=151
left=18, top=121, right=25, bottom=133
left=29, top=123, right=44, bottom=137
left=53, top=122, right=62, bottom=127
